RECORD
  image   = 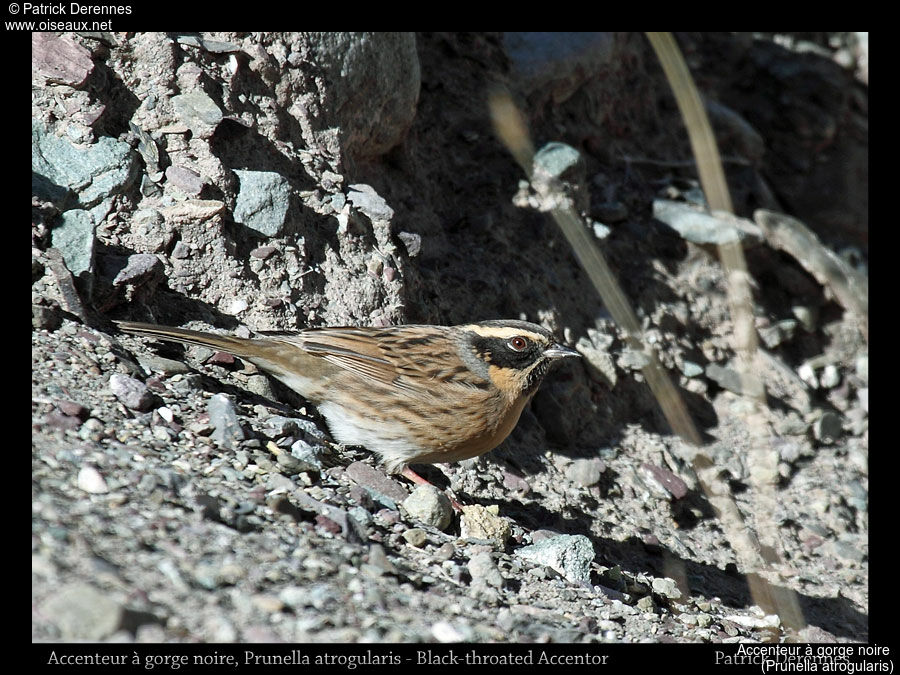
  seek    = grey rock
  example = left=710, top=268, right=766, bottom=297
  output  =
left=345, top=461, right=408, bottom=509
left=639, top=463, right=688, bottom=500
left=533, top=142, right=583, bottom=180
left=653, top=199, right=763, bottom=246
left=292, top=33, right=420, bottom=160
left=135, top=353, right=191, bottom=376
left=171, top=91, right=223, bottom=137
left=41, top=583, right=123, bottom=640
left=813, top=412, right=843, bottom=444
left=176, top=35, right=241, bottom=54
left=856, top=354, right=868, bottom=383
left=32, top=33, right=94, bottom=87
left=592, top=222, right=612, bottom=239
left=112, top=253, right=163, bottom=287
left=504, top=32, right=615, bottom=104
left=792, top=305, right=818, bottom=332
left=706, top=363, right=745, bottom=394
left=347, top=184, right=394, bottom=222
left=467, top=551, right=504, bottom=589
left=402, top=484, right=453, bottom=531
left=245, top=374, right=277, bottom=400
left=619, top=348, right=651, bottom=371
left=402, top=528, right=427, bottom=547
left=51, top=209, right=95, bottom=276
left=575, top=335, right=617, bottom=387
left=32, top=120, right=139, bottom=209
left=77, top=466, right=109, bottom=494
left=366, top=543, right=398, bottom=576
left=774, top=438, right=803, bottom=463
left=208, top=393, right=245, bottom=449
left=109, top=373, right=155, bottom=411
left=290, top=439, right=327, bottom=471
left=514, top=534, right=595, bottom=584
left=397, top=231, right=422, bottom=257
left=566, top=457, right=605, bottom=487
left=460, top=504, right=511, bottom=547
left=166, top=165, right=206, bottom=195
left=820, top=365, right=840, bottom=389
left=651, top=576, right=682, bottom=600
left=233, top=170, right=292, bottom=236
left=680, top=360, right=704, bottom=378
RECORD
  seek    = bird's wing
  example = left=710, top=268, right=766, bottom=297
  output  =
left=264, top=326, right=481, bottom=395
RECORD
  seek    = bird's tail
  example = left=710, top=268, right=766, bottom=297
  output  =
left=116, top=321, right=261, bottom=360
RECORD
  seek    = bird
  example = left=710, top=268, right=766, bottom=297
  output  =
left=116, top=319, right=580, bottom=485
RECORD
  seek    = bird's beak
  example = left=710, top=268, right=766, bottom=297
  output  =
left=544, top=343, right=580, bottom=360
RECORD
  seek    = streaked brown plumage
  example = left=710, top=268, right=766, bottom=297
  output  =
left=116, top=319, right=579, bottom=474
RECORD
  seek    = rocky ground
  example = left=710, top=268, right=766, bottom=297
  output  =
left=32, top=32, right=868, bottom=644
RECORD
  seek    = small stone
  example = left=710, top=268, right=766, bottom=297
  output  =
left=32, top=33, right=94, bottom=87
left=170, top=241, right=191, bottom=259
left=724, top=613, right=780, bottom=629
left=41, top=583, right=123, bottom=640
left=434, top=542, right=455, bottom=562
left=566, top=458, right=605, bottom=487
left=575, top=336, right=617, bottom=387
left=467, top=551, right=504, bottom=589
left=229, top=298, right=249, bottom=314
left=855, top=354, right=868, bottom=383
left=233, top=170, right=292, bottom=236
left=651, top=576, right=682, bottom=599
left=207, top=393, right=245, bottom=449
left=57, top=400, right=89, bottom=420
left=653, top=199, right=761, bottom=245
left=347, top=184, right=394, bottom=222
left=534, top=142, right=583, bottom=180
left=460, top=504, right=511, bottom=548
left=514, top=534, right=594, bottom=584
left=619, top=348, right=651, bottom=371
left=77, top=466, right=108, bottom=494
left=774, top=438, right=802, bottom=463
left=112, top=253, right=163, bottom=287
left=813, top=412, right=843, bottom=444
left=366, top=543, right=397, bottom=576
left=636, top=596, right=656, bottom=612
left=639, top=463, right=688, bottom=500
left=250, top=245, right=279, bottom=260
left=165, top=165, right=205, bottom=195
left=109, top=373, right=155, bottom=411
left=52, top=209, right=95, bottom=276
left=171, top=91, right=223, bottom=137
left=431, top=620, right=466, bottom=643
left=592, top=222, right=611, bottom=239
left=706, top=363, right=745, bottom=394
left=820, top=365, right=840, bottom=388
left=792, top=305, right=818, bottom=332
left=345, top=461, right=408, bottom=509
left=290, top=439, right=327, bottom=471
left=680, top=360, right=704, bottom=378
left=397, top=231, right=422, bottom=257
left=402, top=485, right=453, bottom=531
left=402, top=528, right=427, bottom=547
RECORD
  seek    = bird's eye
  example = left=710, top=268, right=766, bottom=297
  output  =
left=508, top=336, right=528, bottom=352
